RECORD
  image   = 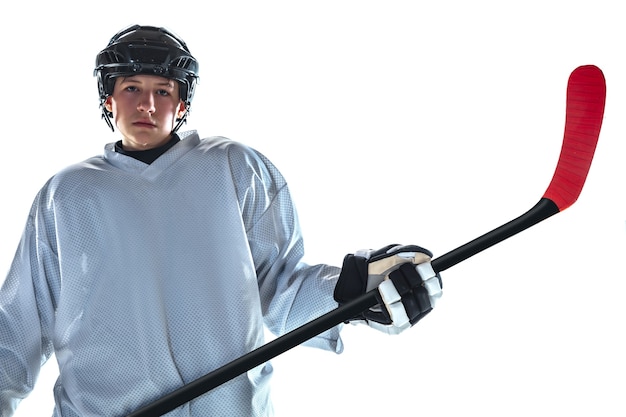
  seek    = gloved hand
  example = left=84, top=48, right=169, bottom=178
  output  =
left=333, top=244, right=442, bottom=335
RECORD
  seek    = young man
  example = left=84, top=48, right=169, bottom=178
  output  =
left=0, top=25, right=442, bottom=416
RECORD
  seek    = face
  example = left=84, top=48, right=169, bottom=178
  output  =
left=105, top=75, right=187, bottom=150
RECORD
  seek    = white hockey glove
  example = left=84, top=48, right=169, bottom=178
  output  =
left=334, top=244, right=442, bottom=335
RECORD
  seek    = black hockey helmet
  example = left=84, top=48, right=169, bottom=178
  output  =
left=94, top=25, right=199, bottom=131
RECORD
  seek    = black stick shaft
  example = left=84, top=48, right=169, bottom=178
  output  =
left=432, top=198, right=559, bottom=272
left=126, top=291, right=377, bottom=417
left=127, top=198, right=560, bottom=417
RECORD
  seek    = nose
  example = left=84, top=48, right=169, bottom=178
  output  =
left=137, top=92, right=156, bottom=113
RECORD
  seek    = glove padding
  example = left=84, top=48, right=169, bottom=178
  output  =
left=334, top=244, right=442, bottom=335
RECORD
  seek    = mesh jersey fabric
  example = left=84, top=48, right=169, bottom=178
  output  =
left=0, top=130, right=343, bottom=416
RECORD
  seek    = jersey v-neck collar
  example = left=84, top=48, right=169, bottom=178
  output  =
left=103, top=130, right=200, bottom=180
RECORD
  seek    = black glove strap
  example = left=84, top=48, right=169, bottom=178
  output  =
left=333, top=254, right=369, bottom=305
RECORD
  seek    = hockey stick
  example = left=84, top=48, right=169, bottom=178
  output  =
left=126, top=65, right=606, bottom=417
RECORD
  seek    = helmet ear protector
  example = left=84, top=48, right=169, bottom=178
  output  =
left=94, top=25, right=199, bottom=132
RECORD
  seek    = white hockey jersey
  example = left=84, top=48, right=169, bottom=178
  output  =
left=0, top=131, right=343, bottom=416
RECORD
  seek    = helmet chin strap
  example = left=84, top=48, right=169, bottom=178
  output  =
left=172, top=107, right=190, bottom=134
left=102, top=107, right=115, bottom=132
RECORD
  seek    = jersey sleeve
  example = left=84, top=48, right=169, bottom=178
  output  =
left=228, top=145, right=344, bottom=353
left=0, top=191, right=57, bottom=414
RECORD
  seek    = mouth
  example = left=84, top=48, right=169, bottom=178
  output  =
left=133, top=120, right=157, bottom=128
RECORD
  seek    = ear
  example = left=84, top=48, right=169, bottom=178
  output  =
left=104, top=96, right=113, bottom=113
left=177, top=100, right=187, bottom=119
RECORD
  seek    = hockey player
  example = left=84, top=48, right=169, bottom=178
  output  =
left=0, top=25, right=442, bottom=416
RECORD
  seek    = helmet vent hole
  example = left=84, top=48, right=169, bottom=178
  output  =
left=173, top=57, right=194, bottom=70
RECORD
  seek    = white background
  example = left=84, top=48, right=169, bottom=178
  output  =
left=2, top=1, right=625, bottom=416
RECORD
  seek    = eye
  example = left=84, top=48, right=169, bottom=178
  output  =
left=156, top=89, right=171, bottom=96
left=125, top=86, right=139, bottom=93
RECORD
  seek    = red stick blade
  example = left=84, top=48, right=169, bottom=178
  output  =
left=543, top=65, right=606, bottom=211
